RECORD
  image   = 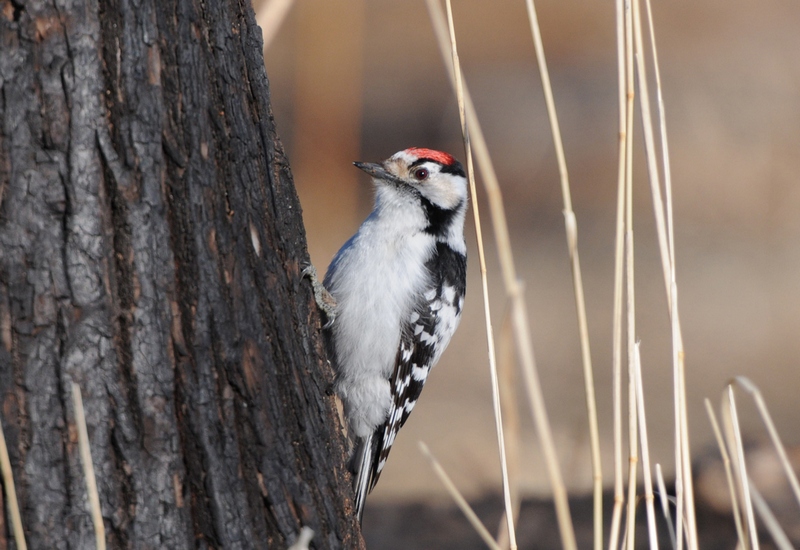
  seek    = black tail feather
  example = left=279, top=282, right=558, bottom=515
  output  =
left=350, top=432, right=375, bottom=524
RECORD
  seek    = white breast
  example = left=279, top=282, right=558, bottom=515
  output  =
left=325, top=195, right=435, bottom=437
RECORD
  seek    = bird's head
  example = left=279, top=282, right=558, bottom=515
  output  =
left=354, top=147, right=468, bottom=213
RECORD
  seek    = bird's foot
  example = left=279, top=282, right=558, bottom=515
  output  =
left=302, top=264, right=337, bottom=328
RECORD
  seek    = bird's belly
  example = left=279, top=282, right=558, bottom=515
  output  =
left=333, top=234, right=431, bottom=378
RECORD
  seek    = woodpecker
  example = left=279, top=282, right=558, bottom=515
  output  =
left=306, top=147, right=468, bottom=521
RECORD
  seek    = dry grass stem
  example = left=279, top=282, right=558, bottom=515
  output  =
left=256, top=0, right=296, bottom=51
left=642, top=0, right=675, bottom=270
left=714, top=377, right=800, bottom=549
left=619, top=497, right=643, bottom=550
left=72, top=382, right=106, bottom=550
left=673, top=297, right=697, bottom=550
left=444, top=0, right=517, bottom=545
left=623, top=239, right=638, bottom=550
left=425, top=1, right=576, bottom=548
left=633, top=344, right=659, bottom=550
left=731, top=376, right=800, bottom=506
left=0, top=418, right=27, bottom=550
left=630, top=0, right=697, bottom=545
left=704, top=399, right=747, bottom=548
left=496, top=307, right=522, bottom=548
left=522, top=2, right=603, bottom=546
left=623, top=0, right=637, bottom=548
left=631, top=0, right=671, bottom=301
left=608, top=2, right=629, bottom=549
left=722, top=386, right=759, bottom=550
left=655, top=464, right=678, bottom=550
left=633, top=0, right=696, bottom=539
left=419, top=442, right=502, bottom=550
left=672, top=290, right=696, bottom=550
left=747, top=478, right=794, bottom=550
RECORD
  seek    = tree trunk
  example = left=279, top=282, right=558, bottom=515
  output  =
left=0, top=0, right=363, bottom=547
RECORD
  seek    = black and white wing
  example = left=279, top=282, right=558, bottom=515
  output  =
left=369, top=242, right=467, bottom=491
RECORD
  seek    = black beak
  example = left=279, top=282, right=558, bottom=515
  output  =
left=353, top=161, right=408, bottom=187
left=353, top=161, right=388, bottom=179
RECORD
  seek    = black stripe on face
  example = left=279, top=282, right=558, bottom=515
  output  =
left=439, top=160, right=466, bottom=178
left=420, top=196, right=462, bottom=237
left=409, top=158, right=466, bottom=178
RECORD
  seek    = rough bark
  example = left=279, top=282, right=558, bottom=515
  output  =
left=0, top=0, right=363, bottom=547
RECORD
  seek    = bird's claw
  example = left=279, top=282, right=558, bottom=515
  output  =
left=302, top=263, right=337, bottom=328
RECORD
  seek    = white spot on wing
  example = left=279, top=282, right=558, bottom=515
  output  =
left=396, top=376, right=410, bottom=393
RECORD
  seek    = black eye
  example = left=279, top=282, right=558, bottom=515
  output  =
left=413, top=167, right=429, bottom=181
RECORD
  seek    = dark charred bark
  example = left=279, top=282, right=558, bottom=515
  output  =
left=0, top=0, right=363, bottom=547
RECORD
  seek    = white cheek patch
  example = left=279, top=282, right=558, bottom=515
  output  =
left=420, top=173, right=466, bottom=211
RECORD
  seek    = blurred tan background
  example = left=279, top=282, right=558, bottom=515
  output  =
left=257, top=0, right=800, bottom=504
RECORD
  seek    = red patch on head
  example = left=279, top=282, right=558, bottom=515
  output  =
left=404, top=147, right=456, bottom=166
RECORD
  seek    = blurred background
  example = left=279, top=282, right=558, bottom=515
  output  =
left=256, top=0, right=800, bottom=540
